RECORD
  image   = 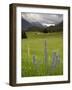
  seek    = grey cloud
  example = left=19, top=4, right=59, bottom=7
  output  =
left=21, top=13, right=63, bottom=25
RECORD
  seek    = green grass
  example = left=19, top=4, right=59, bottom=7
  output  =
left=21, top=32, right=63, bottom=77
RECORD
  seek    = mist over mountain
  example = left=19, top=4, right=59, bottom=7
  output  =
left=43, top=21, right=63, bottom=33
left=22, top=13, right=63, bottom=32
left=22, top=17, right=63, bottom=32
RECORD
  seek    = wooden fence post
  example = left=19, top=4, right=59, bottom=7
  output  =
left=44, top=40, right=48, bottom=74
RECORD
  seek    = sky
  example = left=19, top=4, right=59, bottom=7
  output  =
left=21, top=13, right=63, bottom=27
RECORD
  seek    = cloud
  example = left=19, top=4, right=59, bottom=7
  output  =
left=21, top=13, right=63, bottom=25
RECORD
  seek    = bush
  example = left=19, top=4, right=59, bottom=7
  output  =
left=22, top=31, right=27, bottom=39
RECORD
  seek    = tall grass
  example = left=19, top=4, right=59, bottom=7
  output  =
left=21, top=32, right=63, bottom=77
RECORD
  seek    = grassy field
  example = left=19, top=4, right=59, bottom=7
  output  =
left=21, top=32, right=63, bottom=77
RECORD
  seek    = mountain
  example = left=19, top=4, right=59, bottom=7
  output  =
left=22, top=17, right=32, bottom=31
left=31, top=22, right=43, bottom=28
left=28, top=26, right=44, bottom=32
left=22, top=18, right=44, bottom=32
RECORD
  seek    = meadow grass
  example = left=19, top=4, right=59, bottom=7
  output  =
left=21, top=32, right=63, bottom=77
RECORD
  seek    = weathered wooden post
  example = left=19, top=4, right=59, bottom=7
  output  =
left=44, top=40, right=48, bottom=74
left=32, top=52, right=38, bottom=75
left=27, top=46, right=30, bottom=64
left=56, top=52, right=60, bottom=72
left=51, top=51, right=57, bottom=69
left=32, top=53, right=36, bottom=65
left=56, top=52, right=60, bottom=65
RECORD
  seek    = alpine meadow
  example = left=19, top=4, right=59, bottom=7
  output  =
left=21, top=13, right=63, bottom=77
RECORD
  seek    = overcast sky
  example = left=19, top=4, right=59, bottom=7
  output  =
left=21, top=13, right=63, bottom=26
